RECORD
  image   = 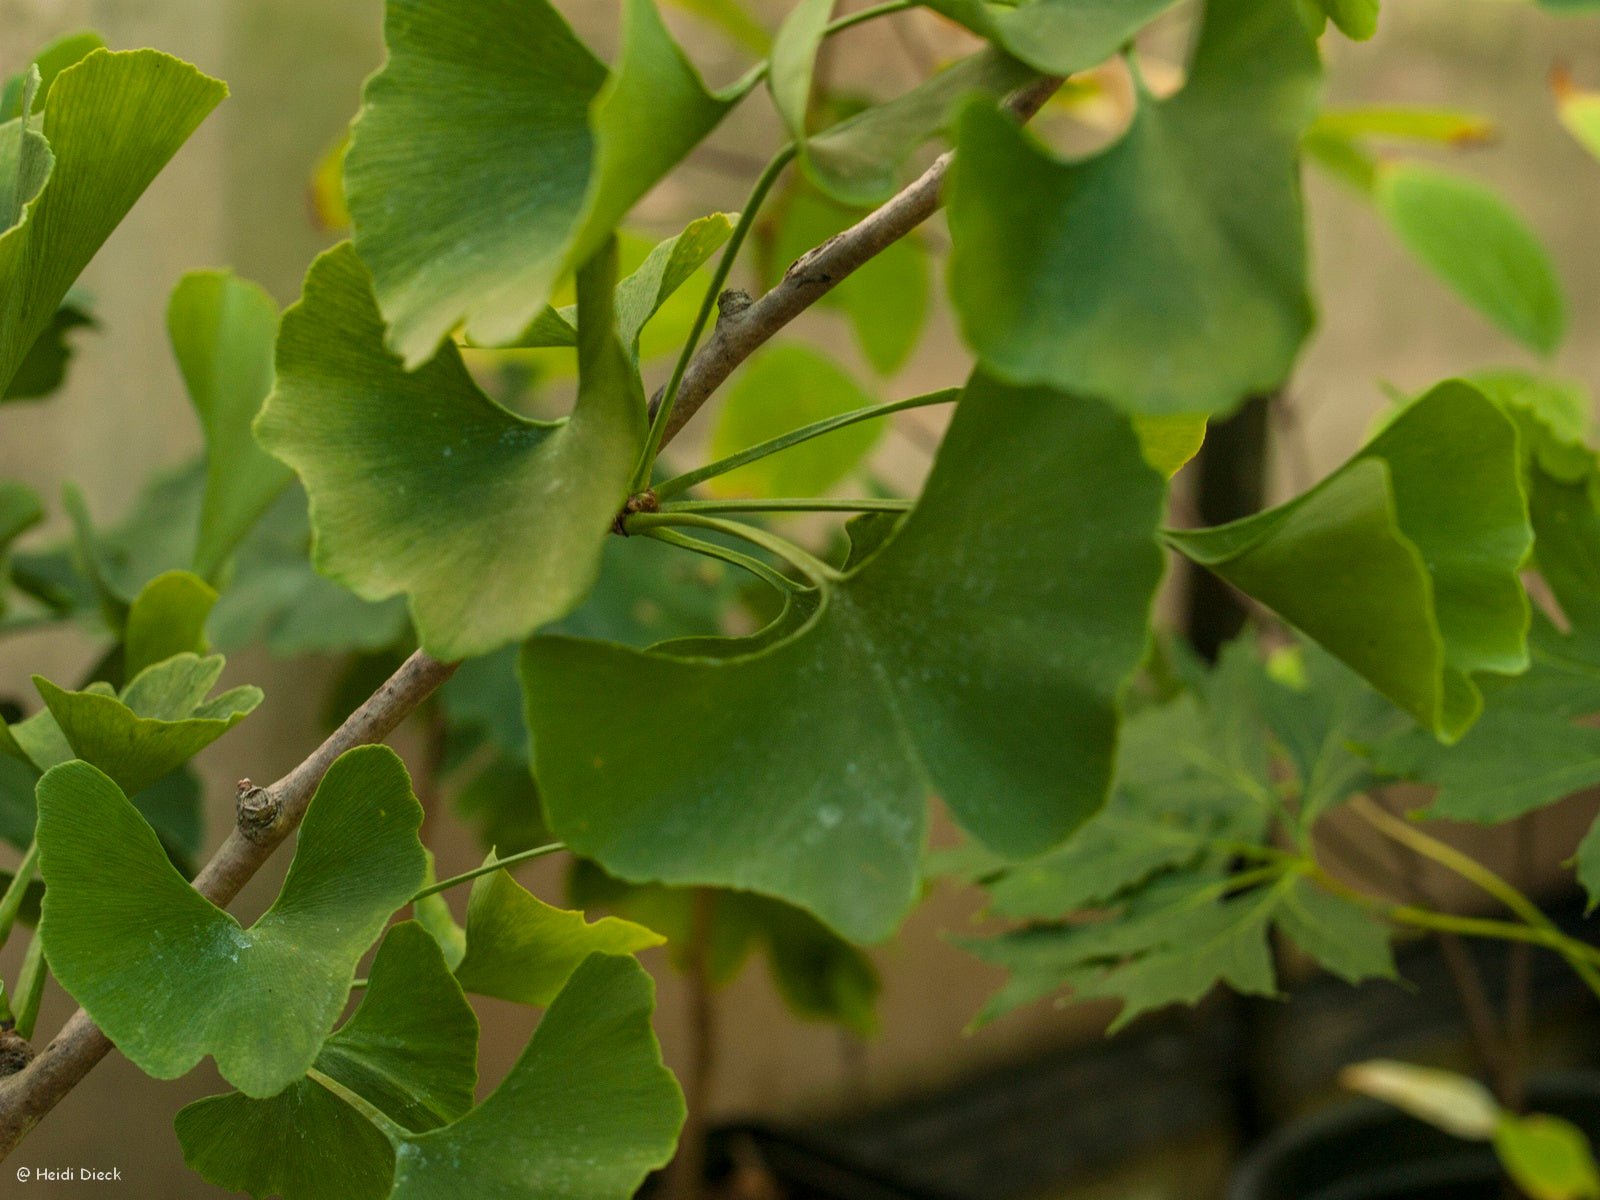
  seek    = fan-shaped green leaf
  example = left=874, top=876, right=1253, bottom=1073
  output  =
left=0, top=32, right=106, bottom=120
left=438, top=859, right=663, bottom=1006
left=37, top=745, right=425, bottom=1096
left=168, top=271, right=290, bottom=580
left=918, top=0, right=1181, bottom=75
left=33, top=652, right=260, bottom=795
left=256, top=240, right=645, bottom=660
left=389, top=954, right=684, bottom=1199
left=523, top=374, right=1165, bottom=942
left=946, top=0, right=1320, bottom=416
left=1168, top=381, right=1530, bottom=742
left=175, top=922, right=478, bottom=1200
left=0, top=49, right=225, bottom=397
left=346, top=0, right=735, bottom=367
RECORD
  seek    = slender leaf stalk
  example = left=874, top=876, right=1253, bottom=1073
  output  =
left=410, top=842, right=566, bottom=903
left=653, top=389, right=959, bottom=499
left=0, top=843, right=39, bottom=952
left=307, top=1068, right=408, bottom=1143
left=12, top=935, right=44, bottom=1042
left=643, top=528, right=806, bottom=595
left=628, top=511, right=841, bottom=585
left=661, top=498, right=913, bottom=515
left=636, top=145, right=799, bottom=490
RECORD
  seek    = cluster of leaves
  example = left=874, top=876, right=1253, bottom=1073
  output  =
left=5, top=0, right=1600, bottom=1191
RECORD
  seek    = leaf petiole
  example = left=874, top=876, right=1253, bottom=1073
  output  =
left=643, top=527, right=808, bottom=595
left=653, top=388, right=958, bottom=499
left=307, top=1067, right=409, bottom=1143
left=410, top=842, right=566, bottom=903
left=627, top=511, right=842, bottom=586
left=0, top=841, right=39, bottom=953
left=660, top=497, right=913, bottom=515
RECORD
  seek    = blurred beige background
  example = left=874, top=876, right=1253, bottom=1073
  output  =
left=2, top=0, right=1599, bottom=1194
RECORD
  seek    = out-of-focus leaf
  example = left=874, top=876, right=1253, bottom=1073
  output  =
left=3, top=301, right=93, bottom=402
left=0, top=32, right=107, bottom=120
left=124, top=570, right=216, bottom=678
left=918, top=0, right=1181, bottom=75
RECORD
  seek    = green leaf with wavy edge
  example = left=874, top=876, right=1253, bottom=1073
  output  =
left=37, top=745, right=425, bottom=1097
left=1377, top=163, right=1565, bottom=357
left=390, top=954, right=684, bottom=1200
left=947, top=0, right=1319, bottom=417
left=3, top=301, right=93, bottom=403
left=422, top=858, right=665, bottom=1007
left=918, top=0, right=1182, bottom=75
left=523, top=374, right=1165, bottom=942
left=257, top=239, right=645, bottom=660
left=124, top=570, right=216, bottom=678
left=802, top=49, right=1037, bottom=208
left=175, top=922, right=478, bottom=1200
left=168, top=271, right=290, bottom=580
left=346, top=0, right=735, bottom=368
left=0, top=31, right=106, bottom=120
left=709, top=345, right=881, bottom=498
left=33, top=652, right=260, bottom=795
left=1168, top=380, right=1530, bottom=742
left=0, top=49, right=225, bottom=397
left=1375, top=469, right=1600, bottom=903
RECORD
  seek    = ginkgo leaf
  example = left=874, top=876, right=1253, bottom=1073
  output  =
left=1376, top=163, right=1565, bottom=357
left=3, top=301, right=93, bottom=403
left=1311, top=0, right=1380, bottom=39
left=0, top=31, right=106, bottom=120
left=0, top=49, right=225, bottom=397
left=34, top=652, right=261, bottom=795
left=389, top=954, right=684, bottom=1199
left=175, top=922, right=478, bottom=1200
left=523, top=374, right=1165, bottom=942
left=770, top=0, right=835, bottom=146
left=919, top=0, right=1182, bottom=75
left=37, top=745, right=426, bottom=1096
left=1168, top=381, right=1530, bottom=742
left=167, top=270, right=290, bottom=580
left=345, top=0, right=735, bottom=367
left=123, top=570, right=216, bottom=678
left=437, top=860, right=662, bottom=1007
left=256, top=241, right=645, bottom=661
left=946, top=0, right=1320, bottom=416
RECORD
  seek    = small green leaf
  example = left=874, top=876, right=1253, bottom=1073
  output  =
left=918, top=0, right=1181, bottom=75
left=1495, top=1115, right=1600, bottom=1200
left=37, top=745, right=425, bottom=1096
left=709, top=346, right=881, bottom=498
left=0, top=50, right=226, bottom=397
left=524, top=375, right=1165, bottom=942
left=346, top=0, right=735, bottom=366
left=1557, top=72, right=1600, bottom=164
left=1376, top=163, right=1565, bottom=356
left=1275, top=879, right=1398, bottom=985
left=1342, top=1059, right=1501, bottom=1139
left=947, top=0, right=1321, bottom=415
left=167, top=270, right=290, bottom=580
left=449, top=860, right=663, bottom=1006
left=176, top=922, right=478, bottom=1200
left=390, top=954, right=684, bottom=1200
left=1310, top=0, right=1379, bottom=39
left=34, top=652, right=260, bottom=795
left=1168, top=381, right=1530, bottom=742
left=256, top=241, right=645, bottom=660
left=124, top=570, right=217, bottom=678
left=1132, top=414, right=1207, bottom=479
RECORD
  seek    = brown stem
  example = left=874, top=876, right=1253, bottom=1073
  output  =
left=649, top=73, right=1064, bottom=451
left=0, top=649, right=459, bottom=1158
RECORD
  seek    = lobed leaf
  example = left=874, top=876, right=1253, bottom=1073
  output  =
left=946, top=0, right=1321, bottom=416
left=345, top=0, right=735, bottom=366
left=523, top=374, right=1165, bottom=942
left=1168, top=381, right=1530, bottom=742
left=256, top=241, right=645, bottom=660
left=918, top=0, right=1181, bottom=76
left=37, top=745, right=426, bottom=1096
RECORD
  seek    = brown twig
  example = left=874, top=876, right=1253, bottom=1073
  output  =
left=648, top=73, right=1064, bottom=449
left=0, top=649, right=459, bottom=1157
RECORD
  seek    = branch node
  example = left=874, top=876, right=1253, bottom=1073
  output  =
left=613, top=490, right=660, bottom=537
left=716, top=288, right=753, bottom=323
left=0, top=1032, right=34, bottom=1079
left=235, top=779, right=281, bottom=845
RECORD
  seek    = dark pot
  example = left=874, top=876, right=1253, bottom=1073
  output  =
left=1229, top=1073, right=1600, bottom=1200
